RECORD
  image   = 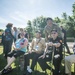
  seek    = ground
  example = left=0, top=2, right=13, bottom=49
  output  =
left=0, top=42, right=75, bottom=75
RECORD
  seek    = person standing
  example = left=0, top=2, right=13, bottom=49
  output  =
left=44, top=17, right=62, bottom=42
left=60, top=26, right=70, bottom=54
left=24, top=30, right=29, bottom=40
left=2, top=23, right=14, bottom=58
left=18, top=28, right=24, bottom=39
left=13, top=27, right=19, bottom=42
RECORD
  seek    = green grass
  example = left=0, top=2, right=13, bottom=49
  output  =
left=0, top=45, right=75, bottom=75
left=0, top=46, right=24, bottom=75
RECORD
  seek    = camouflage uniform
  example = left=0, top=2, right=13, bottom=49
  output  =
left=44, top=24, right=62, bottom=42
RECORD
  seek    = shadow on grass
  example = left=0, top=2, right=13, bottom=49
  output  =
left=32, top=70, right=48, bottom=75
left=0, top=53, right=24, bottom=75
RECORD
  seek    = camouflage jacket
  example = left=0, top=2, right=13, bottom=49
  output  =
left=44, top=24, right=62, bottom=42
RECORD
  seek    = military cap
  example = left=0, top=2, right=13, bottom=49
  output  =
left=51, top=29, right=57, bottom=32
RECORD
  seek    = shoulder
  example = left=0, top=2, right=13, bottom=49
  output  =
left=56, top=37, right=62, bottom=40
left=5, top=28, right=10, bottom=32
left=53, top=23, right=59, bottom=27
left=33, top=38, right=36, bottom=40
left=44, top=25, right=48, bottom=29
left=31, top=38, right=36, bottom=42
left=24, top=38, right=28, bottom=41
left=58, top=37, right=62, bottom=40
left=41, top=38, right=45, bottom=41
left=57, top=37, right=63, bottom=43
left=5, top=29, right=8, bottom=31
left=23, top=38, right=28, bottom=42
left=62, top=29, right=66, bottom=32
left=49, top=38, right=53, bottom=41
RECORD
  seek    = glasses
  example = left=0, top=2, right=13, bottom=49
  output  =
left=51, top=32, right=56, bottom=34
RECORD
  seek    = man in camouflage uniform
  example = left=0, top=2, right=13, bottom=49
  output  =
left=44, top=17, right=62, bottom=42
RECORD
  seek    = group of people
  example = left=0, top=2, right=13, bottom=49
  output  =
left=1, top=24, right=29, bottom=58
left=0, top=17, right=73, bottom=75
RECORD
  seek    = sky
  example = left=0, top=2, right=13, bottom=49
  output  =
left=0, top=0, right=75, bottom=29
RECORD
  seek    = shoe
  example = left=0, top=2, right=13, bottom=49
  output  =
left=7, top=67, right=12, bottom=73
left=0, top=69, right=8, bottom=74
left=0, top=68, right=12, bottom=75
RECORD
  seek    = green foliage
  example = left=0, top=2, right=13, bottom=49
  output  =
left=26, top=16, right=47, bottom=40
left=25, top=2, right=75, bottom=40
left=54, top=17, right=61, bottom=23
left=0, top=29, right=4, bottom=32
left=26, top=20, right=33, bottom=41
left=54, top=2, right=75, bottom=38
left=32, top=16, right=46, bottom=36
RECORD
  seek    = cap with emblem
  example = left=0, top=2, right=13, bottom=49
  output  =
left=51, top=29, right=57, bottom=32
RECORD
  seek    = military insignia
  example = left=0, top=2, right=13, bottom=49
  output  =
left=60, top=40, right=62, bottom=43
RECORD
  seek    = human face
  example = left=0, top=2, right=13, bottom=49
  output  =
left=20, top=28, right=24, bottom=33
left=35, top=32, right=41, bottom=38
left=47, top=20, right=53, bottom=26
left=51, top=31, right=58, bottom=39
left=20, top=33, right=25, bottom=38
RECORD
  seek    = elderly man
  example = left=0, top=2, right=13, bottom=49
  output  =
left=40, top=29, right=63, bottom=75
left=24, top=31, right=46, bottom=75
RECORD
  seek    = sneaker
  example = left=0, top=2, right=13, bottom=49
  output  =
left=7, top=67, right=12, bottom=72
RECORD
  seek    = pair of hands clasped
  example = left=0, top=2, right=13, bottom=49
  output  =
left=39, top=42, right=60, bottom=59
left=48, top=42, right=60, bottom=47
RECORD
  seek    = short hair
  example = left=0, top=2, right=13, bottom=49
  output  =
left=6, top=23, right=13, bottom=28
left=60, top=26, right=63, bottom=28
left=46, top=17, right=53, bottom=21
left=20, top=28, right=24, bottom=31
left=35, top=30, right=41, bottom=34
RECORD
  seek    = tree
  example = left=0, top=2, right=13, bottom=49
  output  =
left=26, top=20, right=33, bottom=41
left=72, top=2, right=75, bottom=18
left=54, top=17, right=61, bottom=23
left=62, top=12, right=67, bottom=20
left=32, top=16, right=46, bottom=37
left=25, top=2, right=75, bottom=39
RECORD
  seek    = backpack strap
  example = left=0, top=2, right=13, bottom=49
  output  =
left=36, top=38, right=41, bottom=45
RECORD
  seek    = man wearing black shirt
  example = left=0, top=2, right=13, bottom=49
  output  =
left=60, top=26, right=70, bottom=54
left=40, top=29, right=63, bottom=75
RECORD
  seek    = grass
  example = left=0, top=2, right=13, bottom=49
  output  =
left=0, top=46, right=23, bottom=75
left=0, top=45, right=75, bottom=75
